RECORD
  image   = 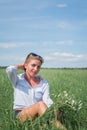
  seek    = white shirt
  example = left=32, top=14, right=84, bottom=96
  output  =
left=6, top=66, right=53, bottom=109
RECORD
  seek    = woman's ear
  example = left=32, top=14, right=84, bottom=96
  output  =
left=24, top=63, right=27, bottom=70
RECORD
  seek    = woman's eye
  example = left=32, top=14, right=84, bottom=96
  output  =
left=31, top=64, right=40, bottom=69
left=32, top=64, right=35, bottom=67
left=37, top=66, right=40, bottom=69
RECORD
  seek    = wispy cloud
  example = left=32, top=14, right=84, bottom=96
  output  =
left=57, top=3, right=67, bottom=8
left=40, top=40, right=73, bottom=48
left=0, top=54, right=25, bottom=64
left=55, top=40, right=73, bottom=45
left=0, top=40, right=73, bottom=49
left=0, top=16, right=49, bottom=22
left=44, top=52, right=87, bottom=62
left=0, top=43, right=18, bottom=48
left=0, top=42, right=33, bottom=49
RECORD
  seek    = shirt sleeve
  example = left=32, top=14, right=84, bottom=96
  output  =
left=42, top=82, right=53, bottom=108
left=6, top=66, right=18, bottom=87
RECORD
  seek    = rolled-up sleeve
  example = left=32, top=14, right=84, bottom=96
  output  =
left=6, top=66, right=18, bottom=87
left=42, top=83, right=53, bottom=108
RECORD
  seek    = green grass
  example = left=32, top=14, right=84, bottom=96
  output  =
left=0, top=68, right=87, bottom=130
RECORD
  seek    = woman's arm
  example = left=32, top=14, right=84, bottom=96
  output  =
left=6, top=64, right=25, bottom=87
left=6, top=65, right=18, bottom=87
left=42, top=82, right=53, bottom=108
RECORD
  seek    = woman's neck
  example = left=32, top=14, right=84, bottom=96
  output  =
left=24, top=74, right=40, bottom=87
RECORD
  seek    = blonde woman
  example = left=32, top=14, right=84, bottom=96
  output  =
left=6, top=52, right=53, bottom=123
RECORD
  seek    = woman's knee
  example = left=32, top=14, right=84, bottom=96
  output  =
left=38, top=101, right=47, bottom=107
left=37, top=101, right=48, bottom=115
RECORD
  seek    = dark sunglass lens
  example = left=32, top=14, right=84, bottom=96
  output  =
left=31, top=53, right=38, bottom=57
left=31, top=53, right=42, bottom=59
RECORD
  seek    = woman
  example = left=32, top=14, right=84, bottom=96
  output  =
left=6, top=52, right=53, bottom=123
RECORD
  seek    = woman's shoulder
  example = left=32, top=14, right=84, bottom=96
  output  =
left=6, top=65, right=15, bottom=69
left=17, top=73, right=25, bottom=79
left=6, top=65, right=17, bottom=73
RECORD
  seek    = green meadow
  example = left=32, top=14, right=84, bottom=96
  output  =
left=0, top=68, right=87, bottom=130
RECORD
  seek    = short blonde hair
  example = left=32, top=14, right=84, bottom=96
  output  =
left=24, top=52, right=44, bottom=64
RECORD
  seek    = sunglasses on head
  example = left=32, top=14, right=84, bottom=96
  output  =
left=27, top=52, right=43, bottom=62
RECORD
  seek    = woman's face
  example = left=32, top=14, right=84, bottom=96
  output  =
left=24, top=59, right=42, bottom=77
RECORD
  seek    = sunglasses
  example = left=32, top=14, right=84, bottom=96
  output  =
left=30, top=52, right=42, bottom=58
left=27, top=52, right=44, bottom=63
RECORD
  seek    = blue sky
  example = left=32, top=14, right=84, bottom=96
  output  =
left=0, top=0, right=87, bottom=68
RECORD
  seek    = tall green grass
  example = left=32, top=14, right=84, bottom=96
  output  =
left=0, top=68, right=87, bottom=130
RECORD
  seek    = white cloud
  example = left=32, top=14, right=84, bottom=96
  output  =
left=44, top=56, right=54, bottom=60
left=55, top=40, right=73, bottom=45
left=0, top=40, right=72, bottom=49
left=41, top=40, right=73, bottom=46
left=44, top=52, right=87, bottom=62
left=0, top=54, right=25, bottom=65
left=0, top=43, right=18, bottom=48
left=0, top=42, right=33, bottom=49
left=0, top=16, right=49, bottom=22
left=57, top=3, right=67, bottom=8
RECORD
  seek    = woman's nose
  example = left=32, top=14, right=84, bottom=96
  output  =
left=34, top=66, right=38, bottom=71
